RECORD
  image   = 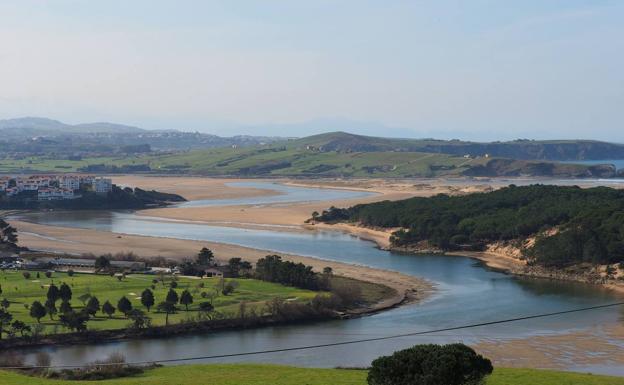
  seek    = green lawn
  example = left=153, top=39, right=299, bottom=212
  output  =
left=0, top=156, right=144, bottom=173
left=0, top=365, right=622, bottom=385
left=0, top=147, right=475, bottom=177
left=0, top=271, right=319, bottom=333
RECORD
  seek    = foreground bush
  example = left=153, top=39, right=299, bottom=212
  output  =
left=367, top=344, right=493, bottom=385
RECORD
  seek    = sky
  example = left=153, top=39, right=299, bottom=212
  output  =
left=0, top=1, right=623, bottom=140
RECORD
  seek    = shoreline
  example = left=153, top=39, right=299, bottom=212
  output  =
left=11, top=220, right=434, bottom=315
left=317, top=221, right=624, bottom=296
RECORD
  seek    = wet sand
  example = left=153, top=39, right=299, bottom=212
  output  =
left=138, top=178, right=490, bottom=227
left=475, top=323, right=624, bottom=372
left=112, top=175, right=280, bottom=201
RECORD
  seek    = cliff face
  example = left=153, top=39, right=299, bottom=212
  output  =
left=418, top=141, right=624, bottom=161
left=462, top=159, right=616, bottom=178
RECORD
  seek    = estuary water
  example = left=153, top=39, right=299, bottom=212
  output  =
left=13, top=181, right=624, bottom=374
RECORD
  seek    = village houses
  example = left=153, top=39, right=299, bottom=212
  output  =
left=0, top=174, right=112, bottom=200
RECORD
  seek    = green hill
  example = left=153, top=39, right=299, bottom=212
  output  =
left=0, top=132, right=618, bottom=178
left=139, top=134, right=615, bottom=178
left=287, top=132, right=624, bottom=161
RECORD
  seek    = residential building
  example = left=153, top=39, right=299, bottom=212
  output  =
left=2, top=174, right=111, bottom=200
left=60, top=175, right=81, bottom=191
left=38, top=188, right=77, bottom=201
left=94, top=177, right=113, bottom=193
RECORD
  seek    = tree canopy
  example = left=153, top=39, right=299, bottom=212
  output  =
left=368, top=344, right=493, bottom=385
left=318, top=185, right=624, bottom=267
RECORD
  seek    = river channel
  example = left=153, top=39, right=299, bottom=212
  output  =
left=13, top=181, right=624, bottom=374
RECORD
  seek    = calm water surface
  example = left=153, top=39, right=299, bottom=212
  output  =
left=13, top=182, right=624, bottom=374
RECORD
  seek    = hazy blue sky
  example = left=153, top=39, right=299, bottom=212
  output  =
left=1, top=1, right=622, bottom=140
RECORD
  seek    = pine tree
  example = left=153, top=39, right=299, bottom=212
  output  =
left=86, top=296, right=100, bottom=316
left=166, top=288, right=179, bottom=304
left=179, top=290, right=193, bottom=311
left=46, top=284, right=60, bottom=302
left=59, top=283, right=72, bottom=302
left=45, top=298, right=57, bottom=320
left=29, top=301, right=47, bottom=323
left=117, top=296, right=133, bottom=317
left=102, top=301, right=116, bottom=318
left=141, top=288, right=155, bottom=312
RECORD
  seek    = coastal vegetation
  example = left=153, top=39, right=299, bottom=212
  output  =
left=0, top=364, right=623, bottom=385
left=316, top=184, right=624, bottom=268
left=0, top=219, right=18, bottom=251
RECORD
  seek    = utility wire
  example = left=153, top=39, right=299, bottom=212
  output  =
left=2, top=301, right=623, bottom=370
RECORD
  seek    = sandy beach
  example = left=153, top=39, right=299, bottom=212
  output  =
left=137, top=177, right=492, bottom=227
left=111, top=175, right=280, bottom=201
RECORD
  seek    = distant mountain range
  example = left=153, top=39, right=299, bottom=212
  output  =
left=0, top=117, right=284, bottom=151
left=0, top=117, right=145, bottom=137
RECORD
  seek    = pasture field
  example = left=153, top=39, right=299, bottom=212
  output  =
left=0, top=270, right=319, bottom=333
left=0, top=365, right=623, bottom=385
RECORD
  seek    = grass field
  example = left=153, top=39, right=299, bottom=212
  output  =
left=0, top=270, right=320, bottom=333
left=0, top=156, right=145, bottom=174
left=0, top=364, right=622, bottom=385
left=0, top=132, right=602, bottom=178
left=0, top=147, right=477, bottom=177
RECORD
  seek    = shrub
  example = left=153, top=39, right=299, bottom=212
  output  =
left=367, top=344, right=493, bottom=385
left=49, top=352, right=145, bottom=381
left=330, top=281, right=363, bottom=309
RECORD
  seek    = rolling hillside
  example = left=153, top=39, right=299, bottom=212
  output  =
left=287, top=132, right=624, bottom=161
left=0, top=130, right=619, bottom=178
left=117, top=133, right=616, bottom=178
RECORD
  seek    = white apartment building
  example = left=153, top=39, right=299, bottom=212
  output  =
left=59, top=175, right=81, bottom=191
left=38, top=188, right=77, bottom=201
left=94, top=177, right=112, bottom=194
left=2, top=174, right=112, bottom=199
